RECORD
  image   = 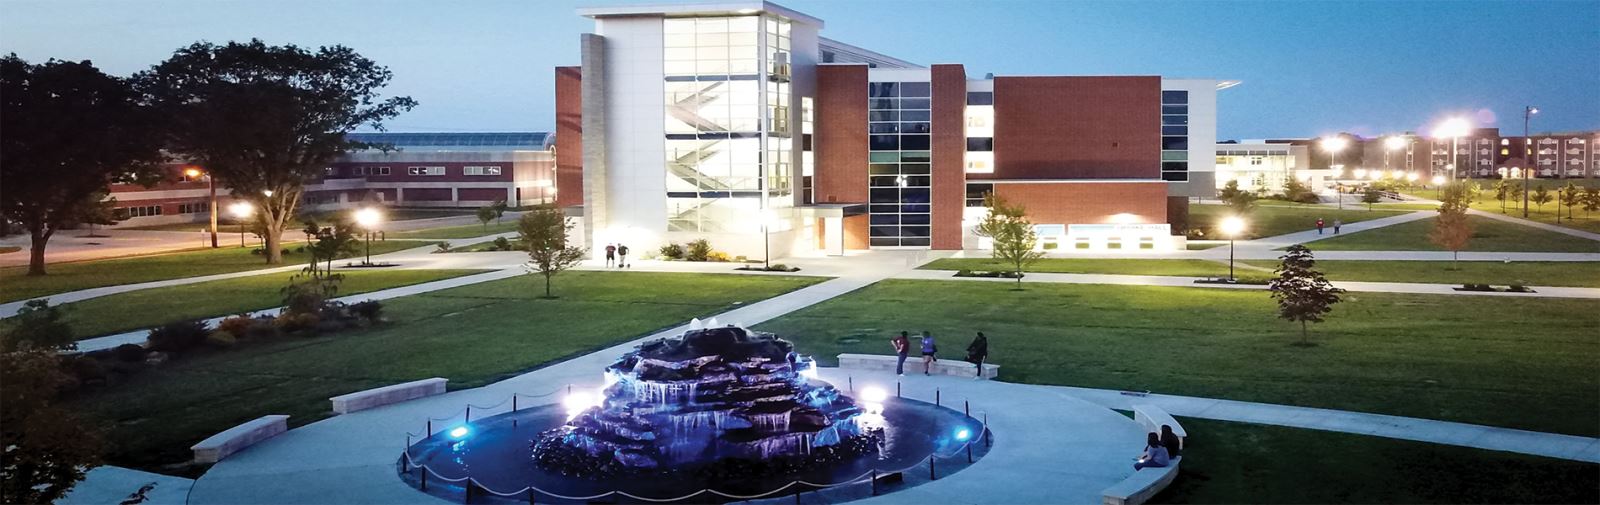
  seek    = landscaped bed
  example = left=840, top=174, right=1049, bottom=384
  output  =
left=1309, top=214, right=1600, bottom=253
left=0, top=240, right=429, bottom=304
left=753, top=279, right=1600, bottom=437
left=64, top=271, right=823, bottom=472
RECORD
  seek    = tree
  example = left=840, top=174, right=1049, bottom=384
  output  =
left=1216, top=179, right=1256, bottom=215
left=1430, top=181, right=1475, bottom=262
left=1361, top=186, right=1383, bottom=210
left=476, top=205, right=496, bottom=230
left=1, top=55, right=166, bottom=276
left=1492, top=179, right=1512, bottom=214
left=1559, top=182, right=1582, bottom=219
left=1582, top=187, right=1600, bottom=218
left=1267, top=245, right=1344, bottom=346
left=301, top=217, right=359, bottom=277
left=142, top=40, right=416, bottom=265
left=518, top=205, right=586, bottom=298
left=491, top=199, right=509, bottom=224
left=0, top=300, right=76, bottom=352
left=1, top=346, right=105, bottom=504
left=1531, top=186, right=1552, bottom=213
left=973, top=193, right=1045, bottom=287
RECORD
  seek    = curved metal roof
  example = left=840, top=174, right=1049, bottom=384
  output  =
left=344, top=132, right=551, bottom=151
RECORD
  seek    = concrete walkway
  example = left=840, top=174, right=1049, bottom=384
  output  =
left=59, top=466, right=194, bottom=505
left=1052, top=385, right=1600, bottom=464
left=894, top=269, right=1600, bottom=299
left=1225, top=210, right=1436, bottom=252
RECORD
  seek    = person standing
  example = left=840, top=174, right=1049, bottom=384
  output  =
left=617, top=243, right=630, bottom=268
left=604, top=243, right=616, bottom=267
left=965, top=332, right=989, bottom=379
left=919, top=331, right=938, bottom=375
left=1332, top=219, right=1342, bottom=234
left=891, top=331, right=910, bottom=376
left=1315, top=218, right=1325, bottom=235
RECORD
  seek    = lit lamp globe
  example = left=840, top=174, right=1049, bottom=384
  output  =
left=1406, top=172, right=1419, bottom=182
left=228, top=201, right=253, bottom=219
left=1384, top=136, right=1408, bottom=151
left=1219, top=216, right=1246, bottom=238
left=354, top=207, right=382, bottom=229
left=1431, top=175, right=1446, bottom=186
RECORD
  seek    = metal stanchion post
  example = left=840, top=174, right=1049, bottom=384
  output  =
left=427, top=420, right=432, bottom=437
left=936, top=389, right=940, bottom=407
left=896, top=382, right=901, bottom=398
left=420, top=467, right=428, bottom=491
left=930, top=456, right=936, bottom=480
left=527, top=488, right=536, bottom=504
left=794, top=488, right=801, bottom=505
left=466, top=406, right=472, bottom=424
left=848, top=376, right=853, bottom=392
left=964, top=400, right=969, bottom=417
left=967, top=441, right=973, bottom=463
left=513, top=396, right=518, bottom=412
left=464, top=477, right=472, bottom=503
left=567, top=384, right=572, bottom=395
left=870, top=470, right=878, bottom=496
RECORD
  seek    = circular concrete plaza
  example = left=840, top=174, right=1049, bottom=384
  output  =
left=188, top=358, right=1146, bottom=505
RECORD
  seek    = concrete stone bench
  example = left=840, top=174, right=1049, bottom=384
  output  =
left=329, top=377, right=447, bottom=415
left=836, top=353, right=999, bottom=379
left=190, top=415, right=289, bottom=464
left=1102, top=404, right=1186, bottom=505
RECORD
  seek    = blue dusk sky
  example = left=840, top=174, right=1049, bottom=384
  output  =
left=2, top=0, right=1596, bottom=140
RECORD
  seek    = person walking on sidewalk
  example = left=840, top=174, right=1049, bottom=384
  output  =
left=1315, top=218, right=1325, bottom=235
left=617, top=243, right=630, bottom=268
left=965, top=331, right=989, bottom=379
left=604, top=244, right=616, bottom=267
left=891, top=331, right=910, bottom=376
left=919, top=331, right=938, bottom=375
left=1333, top=219, right=1342, bottom=234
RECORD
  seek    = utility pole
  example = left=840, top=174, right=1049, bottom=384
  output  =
left=1522, top=106, right=1538, bottom=218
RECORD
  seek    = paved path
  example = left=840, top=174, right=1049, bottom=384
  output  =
left=1470, top=209, right=1600, bottom=242
left=1051, top=385, right=1600, bottom=463
left=1224, top=210, right=1436, bottom=252
left=894, top=269, right=1600, bottom=299
left=59, top=466, right=194, bottom=505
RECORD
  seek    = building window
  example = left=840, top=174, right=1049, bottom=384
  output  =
left=966, top=137, right=994, bottom=152
left=464, top=166, right=502, bottom=176
left=324, top=167, right=337, bottom=176
left=377, top=166, right=391, bottom=176
left=1160, top=90, right=1189, bottom=182
left=177, top=202, right=210, bottom=214
left=118, top=205, right=163, bottom=218
left=965, top=91, right=993, bottom=106
left=867, top=79, right=934, bottom=248
left=407, top=166, right=445, bottom=176
left=965, top=183, right=994, bottom=207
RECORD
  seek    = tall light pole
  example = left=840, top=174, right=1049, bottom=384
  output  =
left=1432, top=117, right=1471, bottom=182
left=228, top=202, right=253, bottom=247
left=355, top=207, right=382, bottom=265
left=1320, top=136, right=1349, bottom=210
left=1522, top=106, right=1538, bottom=218
left=185, top=167, right=219, bottom=248
left=1220, top=216, right=1246, bottom=282
left=1383, top=136, right=1407, bottom=177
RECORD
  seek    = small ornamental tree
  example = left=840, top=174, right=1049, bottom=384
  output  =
left=973, top=193, right=1044, bottom=287
left=1, top=346, right=105, bottom=504
left=0, top=300, right=76, bottom=352
left=1582, top=187, right=1600, bottom=218
left=1267, top=244, right=1344, bottom=346
left=1492, top=179, right=1512, bottom=213
left=476, top=205, right=496, bottom=230
left=1559, top=182, right=1582, bottom=219
left=1217, top=179, right=1257, bottom=215
left=1430, top=181, right=1475, bottom=262
left=1361, top=186, right=1383, bottom=210
left=1531, top=186, right=1553, bottom=213
left=519, top=205, right=586, bottom=298
left=491, top=199, right=509, bottom=224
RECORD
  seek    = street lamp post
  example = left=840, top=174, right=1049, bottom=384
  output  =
left=1220, top=217, right=1246, bottom=282
left=228, top=202, right=253, bottom=247
left=1320, top=137, right=1348, bottom=210
left=185, top=167, right=219, bottom=248
left=1522, top=106, right=1539, bottom=218
left=355, top=207, right=382, bottom=265
left=1432, top=118, right=1471, bottom=183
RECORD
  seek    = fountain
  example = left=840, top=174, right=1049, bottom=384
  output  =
left=531, top=326, right=875, bottom=476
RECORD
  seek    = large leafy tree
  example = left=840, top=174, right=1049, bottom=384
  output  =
left=1267, top=244, right=1344, bottom=346
left=0, top=55, right=166, bottom=276
left=141, top=40, right=415, bottom=264
left=1430, top=181, right=1475, bottom=262
left=519, top=205, right=586, bottom=298
left=1, top=346, right=105, bottom=504
left=973, top=193, right=1044, bottom=287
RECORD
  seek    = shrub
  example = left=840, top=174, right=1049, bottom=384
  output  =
left=707, top=251, right=731, bottom=262
left=147, top=319, right=212, bottom=353
left=63, top=355, right=109, bottom=388
left=434, top=241, right=453, bottom=253
left=686, top=239, right=712, bottom=261
left=251, top=248, right=264, bottom=255
left=1, top=299, right=75, bottom=352
left=276, top=312, right=322, bottom=333
left=493, top=236, right=512, bottom=251
left=244, top=317, right=279, bottom=340
left=349, top=300, right=384, bottom=323
left=113, top=343, right=147, bottom=363
left=206, top=330, right=238, bottom=348
left=659, top=243, right=686, bottom=260
left=216, top=316, right=255, bottom=338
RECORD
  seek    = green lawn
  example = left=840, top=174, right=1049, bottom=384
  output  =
left=1156, top=418, right=1599, bottom=504
left=1242, top=259, right=1600, bottom=288
left=1310, top=215, right=1599, bottom=253
left=67, top=271, right=823, bottom=470
left=1408, top=179, right=1600, bottom=233
left=0, top=240, right=427, bottom=304
left=754, top=280, right=1599, bottom=437
left=0, top=246, right=20, bottom=255
left=1190, top=204, right=1408, bottom=240
left=923, top=258, right=1231, bottom=278
left=390, top=220, right=519, bottom=240
left=50, top=269, right=484, bottom=339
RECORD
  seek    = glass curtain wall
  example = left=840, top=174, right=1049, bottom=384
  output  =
left=663, top=15, right=791, bottom=233
left=867, top=80, right=933, bottom=247
left=1160, top=90, right=1189, bottom=182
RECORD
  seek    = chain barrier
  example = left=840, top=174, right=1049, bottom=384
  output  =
left=399, top=382, right=991, bottom=503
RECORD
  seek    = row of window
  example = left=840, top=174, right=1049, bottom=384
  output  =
left=119, top=205, right=162, bottom=218
left=1160, top=90, right=1190, bottom=182
left=176, top=202, right=210, bottom=214
left=866, top=80, right=934, bottom=247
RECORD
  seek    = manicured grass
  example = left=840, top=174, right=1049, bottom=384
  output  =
left=1186, top=243, right=1225, bottom=250
left=1310, top=215, right=1599, bottom=253
left=1369, top=202, right=1441, bottom=211
left=1407, top=179, right=1600, bottom=234
left=923, top=258, right=1231, bottom=277
left=1156, top=418, right=1600, bottom=504
left=52, top=269, right=485, bottom=339
left=754, top=280, right=1599, bottom=437
left=1190, top=204, right=1408, bottom=240
left=67, top=271, right=823, bottom=470
left=390, top=220, right=519, bottom=240
left=0, top=240, right=427, bottom=304
left=1242, top=259, right=1600, bottom=288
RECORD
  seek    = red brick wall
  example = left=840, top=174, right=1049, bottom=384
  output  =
left=1166, top=196, right=1190, bottom=232
left=930, top=64, right=966, bottom=250
left=815, top=65, right=869, bottom=204
left=983, top=76, right=1160, bottom=180
left=993, top=182, right=1167, bottom=225
left=555, top=66, right=583, bottom=207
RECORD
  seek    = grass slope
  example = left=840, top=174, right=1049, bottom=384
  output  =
left=0, top=240, right=426, bottom=304
left=754, top=280, right=1599, bottom=437
left=1190, top=204, right=1408, bottom=240
left=390, top=221, right=519, bottom=240
left=1408, top=178, right=1600, bottom=234
left=1242, top=259, right=1600, bottom=288
left=922, top=258, right=1231, bottom=277
left=67, top=271, right=822, bottom=470
left=1310, top=215, right=1599, bottom=253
